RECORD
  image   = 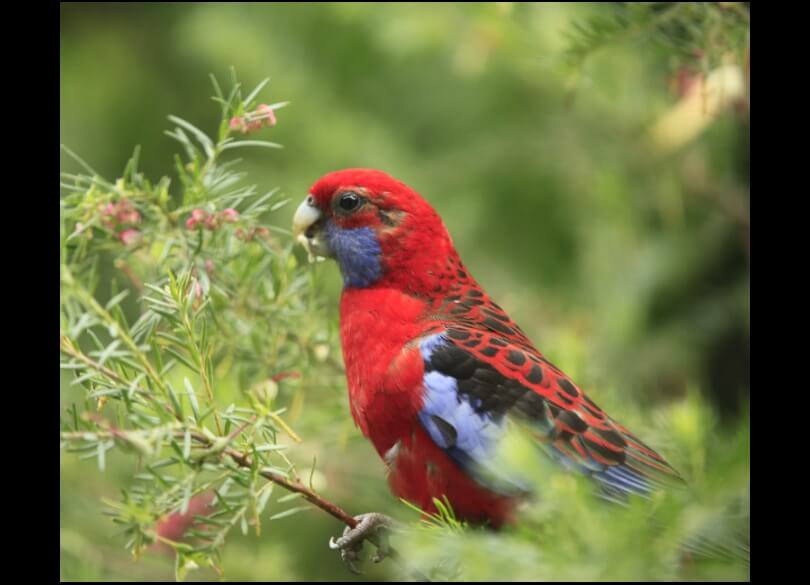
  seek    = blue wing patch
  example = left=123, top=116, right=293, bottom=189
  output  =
left=417, top=334, right=529, bottom=495
left=417, top=332, right=658, bottom=501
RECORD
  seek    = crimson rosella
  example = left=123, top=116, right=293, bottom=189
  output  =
left=293, top=168, right=682, bottom=567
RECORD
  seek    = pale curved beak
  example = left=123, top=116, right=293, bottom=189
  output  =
left=292, top=195, right=332, bottom=260
left=292, top=195, right=321, bottom=241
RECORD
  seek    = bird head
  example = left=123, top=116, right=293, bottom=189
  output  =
left=293, top=168, right=459, bottom=291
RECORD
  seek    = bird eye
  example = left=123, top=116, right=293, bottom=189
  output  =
left=338, top=191, right=361, bottom=212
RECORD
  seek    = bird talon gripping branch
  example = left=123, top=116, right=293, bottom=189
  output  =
left=328, top=513, right=395, bottom=573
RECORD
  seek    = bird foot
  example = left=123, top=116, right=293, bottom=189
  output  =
left=329, top=513, right=396, bottom=574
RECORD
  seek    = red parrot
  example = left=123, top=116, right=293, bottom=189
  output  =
left=293, top=168, right=682, bottom=565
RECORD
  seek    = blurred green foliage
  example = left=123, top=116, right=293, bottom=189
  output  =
left=61, top=3, right=749, bottom=581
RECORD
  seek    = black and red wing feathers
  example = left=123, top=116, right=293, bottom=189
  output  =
left=421, top=276, right=682, bottom=496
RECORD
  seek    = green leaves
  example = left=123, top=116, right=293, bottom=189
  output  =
left=60, top=70, right=344, bottom=580
left=564, top=3, right=749, bottom=72
left=220, top=139, right=283, bottom=151
left=167, top=115, right=216, bottom=161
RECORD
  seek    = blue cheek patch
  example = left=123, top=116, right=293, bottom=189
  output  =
left=325, top=221, right=383, bottom=288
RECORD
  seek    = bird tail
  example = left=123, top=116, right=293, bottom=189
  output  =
left=680, top=530, right=750, bottom=568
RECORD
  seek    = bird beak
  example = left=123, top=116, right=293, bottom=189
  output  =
left=292, top=195, right=332, bottom=261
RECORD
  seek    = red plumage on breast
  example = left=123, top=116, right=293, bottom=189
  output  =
left=340, top=286, right=518, bottom=527
left=339, top=287, right=426, bottom=454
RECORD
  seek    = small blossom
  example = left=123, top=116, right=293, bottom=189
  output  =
left=203, top=214, right=220, bottom=231
left=233, top=226, right=270, bottom=241
left=118, top=228, right=142, bottom=247
left=229, top=104, right=278, bottom=135
left=115, top=200, right=140, bottom=225
left=229, top=116, right=262, bottom=133
left=220, top=208, right=240, bottom=223
left=100, top=203, right=117, bottom=227
left=99, top=199, right=141, bottom=229
left=672, top=68, right=702, bottom=99
left=186, top=208, right=210, bottom=230
left=153, top=491, right=216, bottom=554
left=256, top=104, right=277, bottom=127
left=117, top=207, right=141, bottom=225
left=246, top=119, right=263, bottom=132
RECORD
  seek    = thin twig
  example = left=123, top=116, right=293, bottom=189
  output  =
left=114, top=258, right=145, bottom=292
left=62, top=267, right=177, bottom=408
left=225, top=414, right=257, bottom=443
left=60, top=336, right=127, bottom=384
left=59, top=337, right=182, bottom=421
left=219, top=441, right=359, bottom=528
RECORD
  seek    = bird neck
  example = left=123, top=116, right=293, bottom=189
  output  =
left=369, top=230, right=469, bottom=299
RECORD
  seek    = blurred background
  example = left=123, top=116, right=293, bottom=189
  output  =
left=61, top=2, right=749, bottom=581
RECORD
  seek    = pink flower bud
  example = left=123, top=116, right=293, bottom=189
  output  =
left=185, top=217, right=199, bottom=230
left=99, top=203, right=116, bottom=227
left=203, top=214, right=219, bottom=231
left=672, top=68, right=702, bottom=99
left=244, top=119, right=263, bottom=133
left=153, top=491, right=216, bottom=554
left=119, top=210, right=141, bottom=225
left=118, top=228, right=142, bottom=247
left=205, top=259, right=215, bottom=274
left=191, top=208, right=208, bottom=221
left=229, top=116, right=246, bottom=132
left=256, top=104, right=277, bottom=127
left=220, top=208, right=240, bottom=222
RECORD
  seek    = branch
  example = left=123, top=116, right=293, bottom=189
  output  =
left=60, top=425, right=358, bottom=529
left=221, top=442, right=359, bottom=528
left=59, top=339, right=353, bottom=525
left=208, top=442, right=427, bottom=579
left=61, top=424, right=429, bottom=580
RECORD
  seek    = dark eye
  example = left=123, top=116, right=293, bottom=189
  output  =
left=338, top=191, right=361, bottom=212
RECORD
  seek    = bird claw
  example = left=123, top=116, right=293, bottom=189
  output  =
left=328, top=513, right=396, bottom=574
